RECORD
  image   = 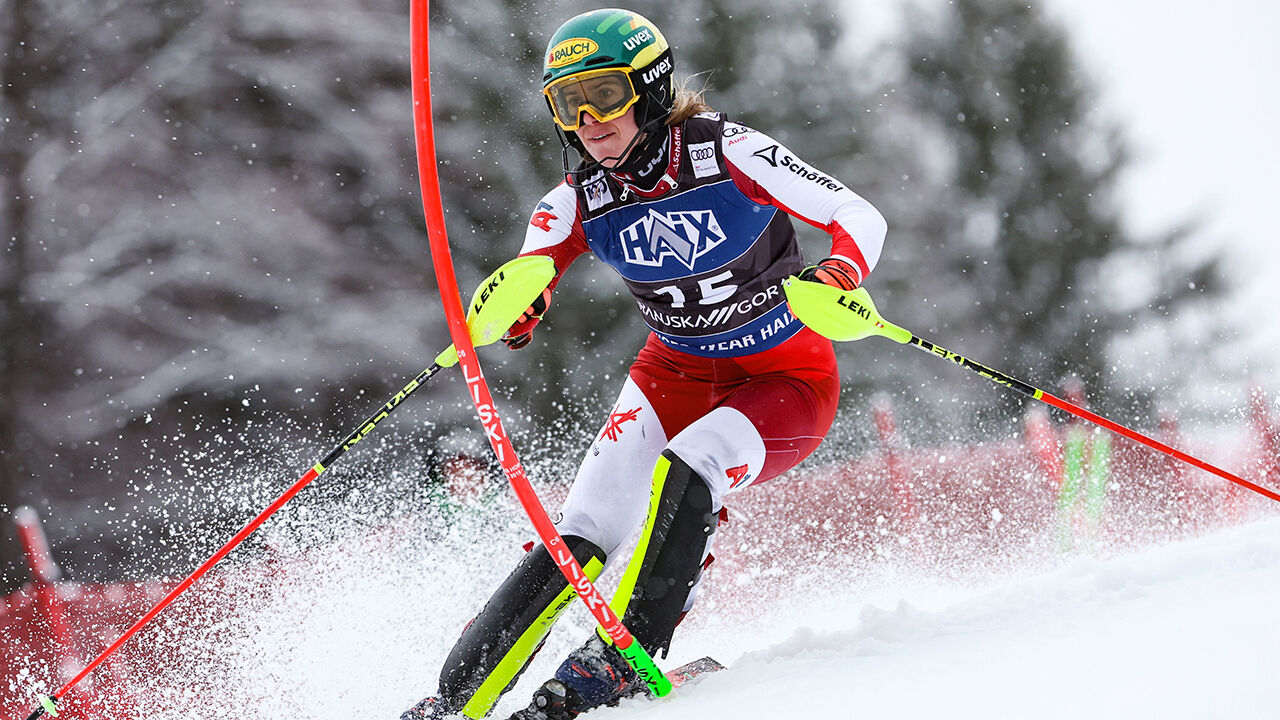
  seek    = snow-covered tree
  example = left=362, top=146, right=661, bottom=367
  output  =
left=1, top=0, right=452, bottom=579
left=0, top=0, right=1231, bottom=583
left=855, top=0, right=1222, bottom=440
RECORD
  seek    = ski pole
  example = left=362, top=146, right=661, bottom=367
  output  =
left=21, top=256, right=555, bottom=720
left=408, top=1, right=671, bottom=699
left=782, top=279, right=1280, bottom=504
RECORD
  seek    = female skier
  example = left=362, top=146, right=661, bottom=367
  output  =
left=403, top=8, right=887, bottom=720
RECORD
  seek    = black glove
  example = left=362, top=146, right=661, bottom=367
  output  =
left=501, top=288, right=552, bottom=350
left=798, top=257, right=859, bottom=291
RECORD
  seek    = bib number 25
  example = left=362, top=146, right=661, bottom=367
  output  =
left=653, top=271, right=737, bottom=309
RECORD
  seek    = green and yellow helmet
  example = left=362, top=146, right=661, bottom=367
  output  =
left=541, top=9, right=675, bottom=134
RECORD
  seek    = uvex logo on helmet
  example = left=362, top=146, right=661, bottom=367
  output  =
left=641, top=57, right=673, bottom=85
left=547, top=38, right=598, bottom=68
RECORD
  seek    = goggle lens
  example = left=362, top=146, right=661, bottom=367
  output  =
left=545, top=70, right=639, bottom=131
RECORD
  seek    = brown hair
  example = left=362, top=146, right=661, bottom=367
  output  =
left=666, top=74, right=714, bottom=125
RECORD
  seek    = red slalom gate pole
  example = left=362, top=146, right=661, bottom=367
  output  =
left=1034, top=390, right=1280, bottom=503
left=20, top=292, right=540, bottom=719
left=21, top=461, right=330, bottom=720
left=407, top=1, right=669, bottom=695
left=15, top=509, right=79, bottom=690
left=783, top=282, right=1280, bottom=506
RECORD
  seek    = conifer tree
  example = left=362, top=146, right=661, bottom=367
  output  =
left=863, top=0, right=1221, bottom=436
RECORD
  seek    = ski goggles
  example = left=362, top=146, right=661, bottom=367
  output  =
left=543, top=68, right=640, bottom=132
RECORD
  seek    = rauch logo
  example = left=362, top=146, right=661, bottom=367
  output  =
left=619, top=209, right=726, bottom=269
left=547, top=38, right=598, bottom=68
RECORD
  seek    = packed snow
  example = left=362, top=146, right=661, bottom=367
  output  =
left=640, top=518, right=1280, bottom=719
left=98, top=493, right=1280, bottom=720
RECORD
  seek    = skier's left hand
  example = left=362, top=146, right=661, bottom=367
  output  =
left=502, top=287, right=552, bottom=350
left=798, top=257, right=859, bottom=291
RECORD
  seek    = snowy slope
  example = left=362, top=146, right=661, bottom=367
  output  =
left=621, top=518, right=1280, bottom=720
left=104, top=502, right=1279, bottom=720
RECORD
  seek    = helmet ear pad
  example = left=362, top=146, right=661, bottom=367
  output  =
left=631, top=47, right=675, bottom=129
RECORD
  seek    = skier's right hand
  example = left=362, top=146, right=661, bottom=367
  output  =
left=501, top=288, right=552, bottom=350
left=798, top=257, right=859, bottom=291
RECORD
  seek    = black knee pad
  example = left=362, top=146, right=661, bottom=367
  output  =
left=621, top=450, right=719, bottom=656
left=438, top=535, right=605, bottom=717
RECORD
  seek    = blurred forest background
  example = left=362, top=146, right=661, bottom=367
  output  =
left=1, top=0, right=1237, bottom=590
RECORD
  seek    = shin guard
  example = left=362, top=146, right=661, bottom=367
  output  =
left=438, top=536, right=605, bottom=718
left=610, top=450, right=718, bottom=657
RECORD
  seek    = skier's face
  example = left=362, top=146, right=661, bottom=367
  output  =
left=575, top=107, right=641, bottom=168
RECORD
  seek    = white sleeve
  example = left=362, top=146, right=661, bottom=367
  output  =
left=520, top=181, right=581, bottom=255
left=721, top=122, right=887, bottom=282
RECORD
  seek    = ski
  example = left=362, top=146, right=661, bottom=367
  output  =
left=664, top=656, right=725, bottom=689
left=503, top=657, right=727, bottom=719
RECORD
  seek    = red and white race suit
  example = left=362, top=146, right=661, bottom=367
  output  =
left=517, top=113, right=887, bottom=572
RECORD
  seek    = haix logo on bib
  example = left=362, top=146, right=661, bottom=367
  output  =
left=547, top=38, right=599, bottom=68
left=620, top=209, right=726, bottom=269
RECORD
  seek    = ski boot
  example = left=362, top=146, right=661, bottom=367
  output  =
left=400, top=695, right=453, bottom=720
left=507, top=636, right=643, bottom=719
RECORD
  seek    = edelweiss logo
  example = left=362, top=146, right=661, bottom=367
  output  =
left=619, top=209, right=726, bottom=269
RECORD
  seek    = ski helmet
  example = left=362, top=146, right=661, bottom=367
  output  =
left=541, top=9, right=675, bottom=135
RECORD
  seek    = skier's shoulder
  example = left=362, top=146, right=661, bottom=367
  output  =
left=678, top=111, right=728, bottom=145
left=718, top=118, right=779, bottom=161
left=522, top=180, right=582, bottom=251
left=536, top=179, right=579, bottom=213
left=682, top=110, right=727, bottom=130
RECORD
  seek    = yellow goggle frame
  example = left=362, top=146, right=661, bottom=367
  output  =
left=543, top=68, right=640, bottom=132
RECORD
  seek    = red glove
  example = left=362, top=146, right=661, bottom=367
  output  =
left=501, top=288, right=552, bottom=350
left=798, top=257, right=859, bottom=290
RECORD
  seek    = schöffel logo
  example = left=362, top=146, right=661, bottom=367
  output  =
left=547, top=38, right=598, bottom=68
left=620, top=209, right=726, bottom=269
left=752, top=144, right=846, bottom=192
